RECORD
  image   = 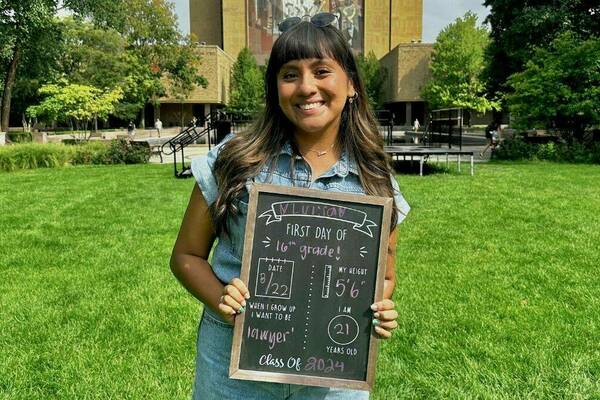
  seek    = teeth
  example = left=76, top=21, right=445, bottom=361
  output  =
left=299, top=102, right=323, bottom=110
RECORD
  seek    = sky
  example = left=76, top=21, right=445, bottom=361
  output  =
left=171, top=0, right=491, bottom=44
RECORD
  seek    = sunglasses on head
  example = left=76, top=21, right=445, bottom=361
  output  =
left=278, top=12, right=338, bottom=33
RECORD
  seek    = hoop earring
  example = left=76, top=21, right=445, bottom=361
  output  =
left=348, top=93, right=358, bottom=104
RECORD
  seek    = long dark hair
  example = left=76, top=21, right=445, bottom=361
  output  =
left=211, top=21, right=398, bottom=234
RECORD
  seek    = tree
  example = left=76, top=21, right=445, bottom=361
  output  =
left=1, top=0, right=206, bottom=130
left=54, top=17, right=155, bottom=122
left=8, top=17, right=64, bottom=130
left=57, top=18, right=130, bottom=91
left=0, top=0, right=123, bottom=132
left=227, top=48, right=264, bottom=114
left=1, top=0, right=52, bottom=131
left=422, top=12, right=498, bottom=113
left=506, top=32, right=600, bottom=140
left=356, top=51, right=386, bottom=110
left=484, top=0, right=600, bottom=95
left=114, top=0, right=207, bottom=127
left=8, top=17, right=142, bottom=127
left=27, top=81, right=123, bottom=139
left=162, top=39, right=208, bottom=101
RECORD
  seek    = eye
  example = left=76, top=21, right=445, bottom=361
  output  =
left=281, top=71, right=297, bottom=80
left=315, top=68, right=331, bottom=76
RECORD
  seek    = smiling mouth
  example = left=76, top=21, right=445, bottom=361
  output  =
left=297, top=101, right=325, bottom=111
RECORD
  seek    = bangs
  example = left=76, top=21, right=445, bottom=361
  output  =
left=269, top=23, right=346, bottom=72
left=263, top=21, right=359, bottom=108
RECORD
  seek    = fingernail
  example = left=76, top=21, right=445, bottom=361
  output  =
left=238, top=306, right=246, bottom=314
left=372, top=319, right=380, bottom=326
left=370, top=304, right=378, bottom=311
left=374, top=312, right=380, bottom=318
left=241, top=300, right=246, bottom=307
left=245, top=293, right=250, bottom=299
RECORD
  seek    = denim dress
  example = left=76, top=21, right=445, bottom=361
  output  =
left=190, top=137, right=410, bottom=400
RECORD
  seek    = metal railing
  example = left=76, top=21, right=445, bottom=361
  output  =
left=160, top=111, right=259, bottom=178
left=426, top=108, right=464, bottom=149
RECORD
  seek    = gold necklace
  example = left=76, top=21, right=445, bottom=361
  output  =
left=300, top=142, right=335, bottom=157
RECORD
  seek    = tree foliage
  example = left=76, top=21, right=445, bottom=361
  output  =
left=8, top=17, right=64, bottom=126
left=27, top=81, right=123, bottom=139
left=422, top=12, right=498, bottom=113
left=55, top=18, right=153, bottom=121
left=58, top=18, right=131, bottom=91
left=506, top=32, right=600, bottom=139
left=162, top=39, right=209, bottom=102
left=0, top=0, right=121, bottom=131
left=1, top=0, right=207, bottom=130
left=356, top=51, right=386, bottom=110
left=113, top=0, right=204, bottom=122
left=484, top=0, right=600, bottom=95
left=227, top=48, right=264, bottom=114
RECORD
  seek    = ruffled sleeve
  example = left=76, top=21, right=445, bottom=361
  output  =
left=190, top=134, right=234, bottom=206
left=390, top=175, right=410, bottom=224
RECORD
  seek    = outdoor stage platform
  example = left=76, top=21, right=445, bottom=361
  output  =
left=384, top=146, right=475, bottom=176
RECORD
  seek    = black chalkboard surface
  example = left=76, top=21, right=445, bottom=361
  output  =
left=230, top=184, right=393, bottom=391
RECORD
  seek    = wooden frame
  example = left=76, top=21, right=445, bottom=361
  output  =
left=230, top=183, right=393, bottom=391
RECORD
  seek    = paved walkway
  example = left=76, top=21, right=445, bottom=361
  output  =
left=150, top=144, right=209, bottom=164
left=150, top=143, right=492, bottom=165
left=44, top=126, right=492, bottom=165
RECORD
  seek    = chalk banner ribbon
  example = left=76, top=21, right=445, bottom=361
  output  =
left=258, top=201, right=376, bottom=237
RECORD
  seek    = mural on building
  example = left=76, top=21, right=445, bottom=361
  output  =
left=247, top=0, right=363, bottom=61
left=330, top=0, right=363, bottom=52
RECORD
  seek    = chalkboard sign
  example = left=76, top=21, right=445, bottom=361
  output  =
left=230, top=184, right=393, bottom=391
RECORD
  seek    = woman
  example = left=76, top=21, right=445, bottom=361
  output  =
left=171, top=13, right=410, bottom=399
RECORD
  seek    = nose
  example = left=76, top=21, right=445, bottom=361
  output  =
left=297, top=73, right=318, bottom=96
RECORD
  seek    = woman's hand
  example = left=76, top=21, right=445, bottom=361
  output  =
left=371, top=299, right=398, bottom=339
left=217, top=278, right=250, bottom=325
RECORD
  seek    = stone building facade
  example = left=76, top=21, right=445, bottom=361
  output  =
left=380, top=42, right=433, bottom=125
left=159, top=0, right=431, bottom=127
left=159, top=45, right=234, bottom=127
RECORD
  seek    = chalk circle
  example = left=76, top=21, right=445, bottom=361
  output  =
left=327, top=315, right=359, bottom=346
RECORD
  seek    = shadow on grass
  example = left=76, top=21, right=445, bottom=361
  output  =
left=391, top=160, right=450, bottom=175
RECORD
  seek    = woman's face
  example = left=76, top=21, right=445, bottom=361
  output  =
left=277, top=57, right=355, bottom=139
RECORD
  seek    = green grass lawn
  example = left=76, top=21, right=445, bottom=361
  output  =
left=1, top=162, right=599, bottom=399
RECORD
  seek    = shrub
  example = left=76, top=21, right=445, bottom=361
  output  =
left=0, top=140, right=150, bottom=172
left=555, top=142, right=593, bottom=164
left=496, top=136, right=600, bottom=164
left=534, top=142, right=595, bottom=163
left=71, top=140, right=151, bottom=165
left=62, top=138, right=87, bottom=146
left=104, top=139, right=151, bottom=164
left=0, top=144, right=72, bottom=172
left=591, top=143, right=600, bottom=164
left=71, top=142, right=110, bottom=165
left=536, top=142, right=559, bottom=161
left=494, top=136, right=535, bottom=160
left=6, top=132, right=33, bottom=143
